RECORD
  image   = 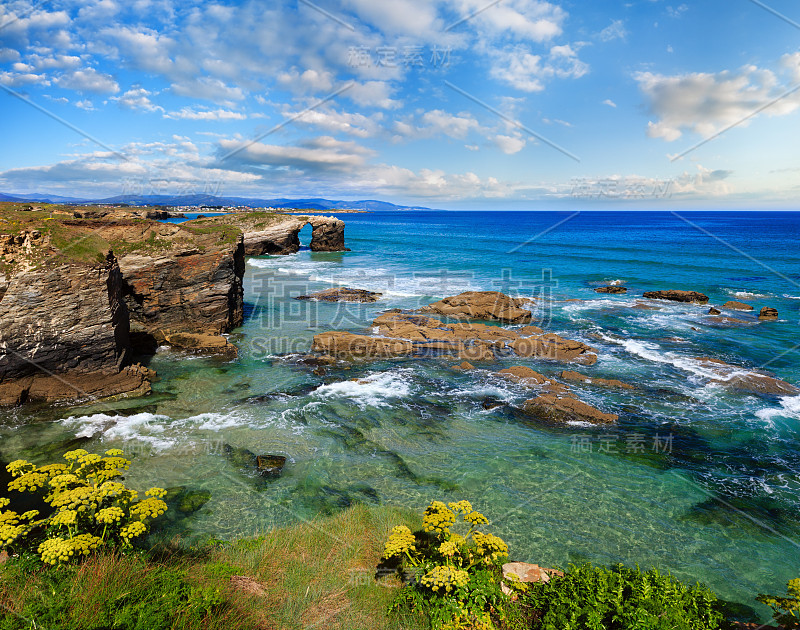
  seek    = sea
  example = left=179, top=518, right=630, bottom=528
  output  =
left=2, top=210, right=799, bottom=621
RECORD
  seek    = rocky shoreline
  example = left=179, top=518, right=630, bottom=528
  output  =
left=0, top=204, right=346, bottom=405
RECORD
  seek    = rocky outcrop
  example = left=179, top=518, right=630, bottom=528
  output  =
left=560, top=370, right=634, bottom=390
left=759, top=307, right=779, bottom=321
left=595, top=286, right=627, bottom=294
left=708, top=307, right=721, bottom=315
left=296, top=287, right=381, bottom=302
left=418, top=291, right=532, bottom=323
left=186, top=212, right=348, bottom=255
left=501, top=562, right=564, bottom=595
left=722, top=300, right=753, bottom=311
left=96, top=221, right=245, bottom=350
left=0, top=251, right=151, bottom=405
left=498, top=366, right=570, bottom=395
left=311, top=309, right=597, bottom=364
left=308, top=215, right=348, bottom=251
left=521, top=394, right=618, bottom=424
left=694, top=357, right=798, bottom=396
left=643, top=290, right=709, bottom=304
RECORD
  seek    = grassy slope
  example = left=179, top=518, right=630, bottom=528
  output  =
left=0, top=505, right=426, bottom=630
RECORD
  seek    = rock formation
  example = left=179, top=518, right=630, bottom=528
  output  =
left=642, top=290, right=709, bottom=304
left=722, top=300, right=753, bottom=311
left=595, top=286, right=627, bottom=294
left=418, top=291, right=532, bottom=323
left=186, top=212, right=348, bottom=255
left=708, top=307, right=721, bottom=315
left=758, top=307, right=779, bottom=321
left=694, top=357, right=797, bottom=396
left=295, top=287, right=381, bottom=302
left=311, top=300, right=597, bottom=365
left=521, top=394, right=619, bottom=424
left=560, top=370, right=635, bottom=390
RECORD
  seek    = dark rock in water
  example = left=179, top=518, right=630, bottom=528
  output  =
left=758, top=306, right=779, bottom=320
left=312, top=367, right=327, bottom=376
left=708, top=307, right=721, bottom=315
left=693, top=357, right=798, bottom=396
left=178, top=489, right=212, bottom=514
left=722, top=300, right=753, bottom=311
left=223, top=444, right=286, bottom=486
left=295, top=354, right=337, bottom=367
left=418, top=290, right=532, bottom=323
left=642, top=290, right=709, bottom=304
left=295, top=287, right=382, bottom=303
left=595, top=286, right=627, bottom=294
left=482, top=397, right=505, bottom=410
left=521, top=394, right=618, bottom=424
left=256, top=454, right=286, bottom=477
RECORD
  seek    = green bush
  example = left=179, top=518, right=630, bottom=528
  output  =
left=519, top=562, right=723, bottom=630
left=0, top=449, right=168, bottom=564
left=757, top=577, right=800, bottom=628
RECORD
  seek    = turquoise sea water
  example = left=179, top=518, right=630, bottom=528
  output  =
left=2, top=210, right=799, bottom=621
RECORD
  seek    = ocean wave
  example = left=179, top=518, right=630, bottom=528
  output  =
left=724, top=289, right=773, bottom=299
left=312, top=369, right=413, bottom=408
left=755, top=395, right=800, bottom=422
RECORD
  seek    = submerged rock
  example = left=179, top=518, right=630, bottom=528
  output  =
left=498, top=366, right=569, bottom=395
left=295, top=287, right=382, bottom=303
left=521, top=394, right=618, bottom=424
left=708, top=307, right=721, bottom=315
left=694, top=357, right=798, bottom=396
left=722, top=300, right=753, bottom=311
left=256, top=454, right=287, bottom=478
left=452, top=361, right=475, bottom=371
left=595, top=286, right=627, bottom=294
left=509, top=334, right=598, bottom=365
left=418, top=291, right=532, bottom=323
left=560, top=370, right=635, bottom=390
left=758, top=306, right=779, bottom=321
left=642, top=290, right=709, bottom=304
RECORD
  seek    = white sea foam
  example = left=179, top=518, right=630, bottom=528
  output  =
left=724, top=289, right=772, bottom=299
left=312, top=370, right=413, bottom=408
left=782, top=294, right=800, bottom=300
left=755, top=395, right=800, bottom=422
left=62, top=412, right=175, bottom=451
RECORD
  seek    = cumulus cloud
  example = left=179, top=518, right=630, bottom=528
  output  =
left=494, top=134, right=526, bottom=154
left=490, top=43, right=588, bottom=92
left=112, top=87, right=164, bottom=113
left=636, top=62, right=800, bottom=141
left=598, top=19, right=626, bottom=42
left=54, top=67, right=119, bottom=94
left=217, top=136, right=373, bottom=173
left=171, top=76, right=245, bottom=106
left=277, top=68, right=335, bottom=94
left=346, top=81, right=401, bottom=109
left=451, top=0, right=566, bottom=43
left=603, top=98, right=617, bottom=108
left=0, top=71, right=50, bottom=87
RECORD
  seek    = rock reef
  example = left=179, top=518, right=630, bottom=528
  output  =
left=642, top=290, right=709, bottom=304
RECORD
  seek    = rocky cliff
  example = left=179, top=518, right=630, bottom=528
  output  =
left=186, top=212, right=348, bottom=255
left=0, top=205, right=245, bottom=405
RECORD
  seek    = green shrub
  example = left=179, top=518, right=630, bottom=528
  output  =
left=757, top=578, right=800, bottom=628
left=0, top=449, right=168, bottom=564
left=519, top=562, right=723, bottom=630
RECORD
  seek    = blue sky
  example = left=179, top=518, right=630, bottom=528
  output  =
left=1, top=0, right=799, bottom=208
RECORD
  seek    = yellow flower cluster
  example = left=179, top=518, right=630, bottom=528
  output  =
left=129, top=497, right=167, bottom=520
left=120, top=521, right=147, bottom=542
left=0, top=498, right=9, bottom=509
left=50, top=474, right=79, bottom=488
left=464, top=511, right=489, bottom=526
left=0, top=523, right=26, bottom=547
left=438, top=539, right=461, bottom=558
left=96, top=507, right=125, bottom=524
left=423, top=501, right=456, bottom=534
left=145, top=487, right=167, bottom=499
left=8, top=470, right=49, bottom=493
left=383, top=525, right=416, bottom=559
left=6, top=460, right=34, bottom=477
left=448, top=500, right=473, bottom=515
left=472, top=532, right=508, bottom=563
left=63, top=449, right=89, bottom=462
left=420, top=565, right=470, bottom=593
left=51, top=509, right=78, bottom=527
left=38, top=534, right=101, bottom=564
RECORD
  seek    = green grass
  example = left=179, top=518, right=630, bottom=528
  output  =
left=0, top=504, right=427, bottom=630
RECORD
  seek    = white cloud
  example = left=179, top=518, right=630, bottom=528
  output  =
left=347, top=81, right=401, bottom=109
left=112, top=88, right=164, bottom=113
left=603, top=98, right=617, bottom=108
left=165, top=107, right=247, bottom=121
left=288, top=107, right=383, bottom=138
left=598, top=19, right=626, bottom=42
left=54, top=67, right=119, bottom=94
left=452, top=0, right=566, bottom=43
left=635, top=64, right=800, bottom=141
left=75, top=99, right=95, bottom=110
left=277, top=68, right=335, bottom=94
left=490, top=43, right=588, bottom=92
left=0, top=71, right=50, bottom=87
left=171, top=76, right=245, bottom=106
left=218, top=136, right=373, bottom=172
left=494, top=134, right=526, bottom=154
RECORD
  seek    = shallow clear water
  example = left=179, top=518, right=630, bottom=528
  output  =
left=2, top=210, right=799, bottom=621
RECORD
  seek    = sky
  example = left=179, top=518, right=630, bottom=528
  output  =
left=1, top=0, right=799, bottom=208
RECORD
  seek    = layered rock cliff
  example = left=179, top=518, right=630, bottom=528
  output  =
left=0, top=206, right=246, bottom=405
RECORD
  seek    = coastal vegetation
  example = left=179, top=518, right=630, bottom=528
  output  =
left=0, top=453, right=779, bottom=630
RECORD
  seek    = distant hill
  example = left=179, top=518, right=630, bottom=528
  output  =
left=0, top=192, right=433, bottom=211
